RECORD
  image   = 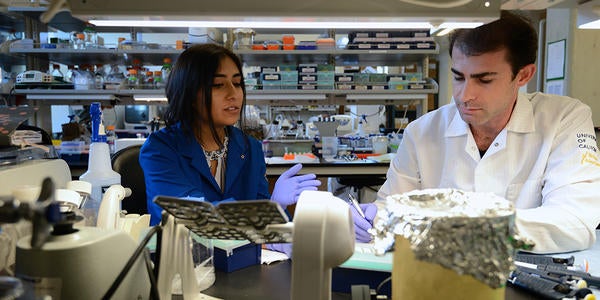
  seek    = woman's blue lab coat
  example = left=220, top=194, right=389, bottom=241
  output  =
left=140, top=123, right=270, bottom=225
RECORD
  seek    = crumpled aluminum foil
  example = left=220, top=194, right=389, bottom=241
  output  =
left=371, top=188, right=515, bottom=288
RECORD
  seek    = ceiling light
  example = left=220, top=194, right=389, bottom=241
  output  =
left=577, top=0, right=600, bottom=29
left=432, top=21, right=483, bottom=36
left=90, top=20, right=433, bottom=29
left=133, top=95, right=168, bottom=102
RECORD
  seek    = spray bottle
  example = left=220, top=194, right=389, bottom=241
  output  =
left=79, top=102, right=121, bottom=226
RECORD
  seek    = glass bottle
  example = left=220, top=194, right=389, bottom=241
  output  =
left=161, top=57, right=173, bottom=83
left=153, top=70, right=164, bottom=89
left=83, top=23, right=97, bottom=48
left=144, top=71, right=154, bottom=89
left=126, top=69, right=139, bottom=89
left=75, top=33, right=85, bottom=49
left=105, top=64, right=126, bottom=90
left=94, top=64, right=105, bottom=89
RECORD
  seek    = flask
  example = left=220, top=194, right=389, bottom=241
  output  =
left=50, top=64, right=64, bottom=82
left=161, top=57, right=173, bottom=83
left=79, top=103, right=121, bottom=226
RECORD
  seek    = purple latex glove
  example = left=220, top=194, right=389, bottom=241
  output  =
left=271, top=164, right=321, bottom=207
left=352, top=203, right=377, bottom=242
left=266, top=243, right=293, bottom=258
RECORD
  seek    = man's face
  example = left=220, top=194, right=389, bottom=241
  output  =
left=451, top=47, right=523, bottom=130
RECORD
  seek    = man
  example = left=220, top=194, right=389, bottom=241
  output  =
left=353, top=11, right=600, bottom=253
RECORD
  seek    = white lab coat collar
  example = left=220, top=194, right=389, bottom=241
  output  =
left=445, top=94, right=536, bottom=138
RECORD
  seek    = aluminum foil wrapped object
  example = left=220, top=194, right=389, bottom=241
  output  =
left=371, top=188, right=515, bottom=288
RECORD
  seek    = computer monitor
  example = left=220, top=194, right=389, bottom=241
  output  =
left=123, top=105, right=165, bottom=131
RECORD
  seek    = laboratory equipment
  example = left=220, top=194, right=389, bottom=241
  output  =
left=233, top=28, right=255, bottom=49
left=15, top=70, right=52, bottom=84
left=0, top=177, right=151, bottom=300
left=371, top=135, right=389, bottom=154
left=154, top=190, right=355, bottom=300
left=321, top=136, right=338, bottom=159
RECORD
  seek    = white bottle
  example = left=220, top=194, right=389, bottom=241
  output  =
left=79, top=103, right=121, bottom=226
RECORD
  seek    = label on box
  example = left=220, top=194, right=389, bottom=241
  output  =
left=263, top=73, right=281, bottom=81
left=300, top=75, right=316, bottom=81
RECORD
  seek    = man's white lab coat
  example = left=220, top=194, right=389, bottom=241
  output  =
left=378, top=92, right=600, bottom=253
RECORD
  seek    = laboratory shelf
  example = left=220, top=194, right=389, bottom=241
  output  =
left=235, top=46, right=439, bottom=65
left=9, top=47, right=181, bottom=66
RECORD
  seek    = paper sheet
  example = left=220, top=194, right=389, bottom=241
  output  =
left=261, top=249, right=290, bottom=264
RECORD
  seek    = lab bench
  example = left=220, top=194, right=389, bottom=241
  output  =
left=199, top=231, right=600, bottom=300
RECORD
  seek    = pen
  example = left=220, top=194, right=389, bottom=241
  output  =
left=348, top=193, right=365, bottom=219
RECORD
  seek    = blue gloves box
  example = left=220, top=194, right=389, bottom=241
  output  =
left=213, top=240, right=261, bottom=273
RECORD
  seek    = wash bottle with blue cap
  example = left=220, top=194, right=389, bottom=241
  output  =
left=79, top=102, right=121, bottom=226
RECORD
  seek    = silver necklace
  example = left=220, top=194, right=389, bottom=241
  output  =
left=203, top=136, right=229, bottom=161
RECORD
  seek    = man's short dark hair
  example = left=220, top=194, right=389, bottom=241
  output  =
left=449, top=10, right=538, bottom=77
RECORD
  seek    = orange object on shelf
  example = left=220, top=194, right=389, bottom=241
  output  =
left=282, top=35, right=295, bottom=44
left=266, top=44, right=281, bottom=50
left=283, top=153, right=296, bottom=160
left=355, top=153, right=381, bottom=159
left=252, top=44, right=266, bottom=50
left=283, top=45, right=295, bottom=50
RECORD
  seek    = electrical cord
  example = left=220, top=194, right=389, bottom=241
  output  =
left=376, top=276, right=392, bottom=295
left=397, top=0, right=474, bottom=8
left=101, top=225, right=161, bottom=300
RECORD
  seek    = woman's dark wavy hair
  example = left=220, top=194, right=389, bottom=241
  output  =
left=163, top=43, right=246, bottom=148
left=449, top=10, right=538, bottom=79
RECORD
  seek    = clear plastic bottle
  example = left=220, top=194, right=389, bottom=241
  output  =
left=161, top=57, right=173, bottom=83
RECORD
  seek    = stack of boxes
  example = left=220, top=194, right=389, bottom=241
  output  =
left=257, top=63, right=335, bottom=90
left=346, top=29, right=435, bottom=50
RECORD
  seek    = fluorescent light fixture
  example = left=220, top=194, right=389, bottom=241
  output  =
left=90, top=19, right=433, bottom=29
left=577, top=0, right=600, bottom=29
left=580, top=20, right=600, bottom=29
left=434, top=21, right=483, bottom=36
left=25, top=94, right=116, bottom=100
left=133, top=95, right=168, bottom=102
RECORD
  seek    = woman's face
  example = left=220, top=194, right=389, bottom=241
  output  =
left=198, top=56, right=244, bottom=128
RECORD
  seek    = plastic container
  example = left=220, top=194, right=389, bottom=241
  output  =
left=79, top=103, right=121, bottom=226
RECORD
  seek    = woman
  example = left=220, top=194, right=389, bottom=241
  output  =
left=140, top=44, right=320, bottom=241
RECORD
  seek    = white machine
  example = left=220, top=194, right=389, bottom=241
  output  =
left=16, top=71, right=53, bottom=84
left=0, top=160, right=151, bottom=299
left=292, top=191, right=355, bottom=300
